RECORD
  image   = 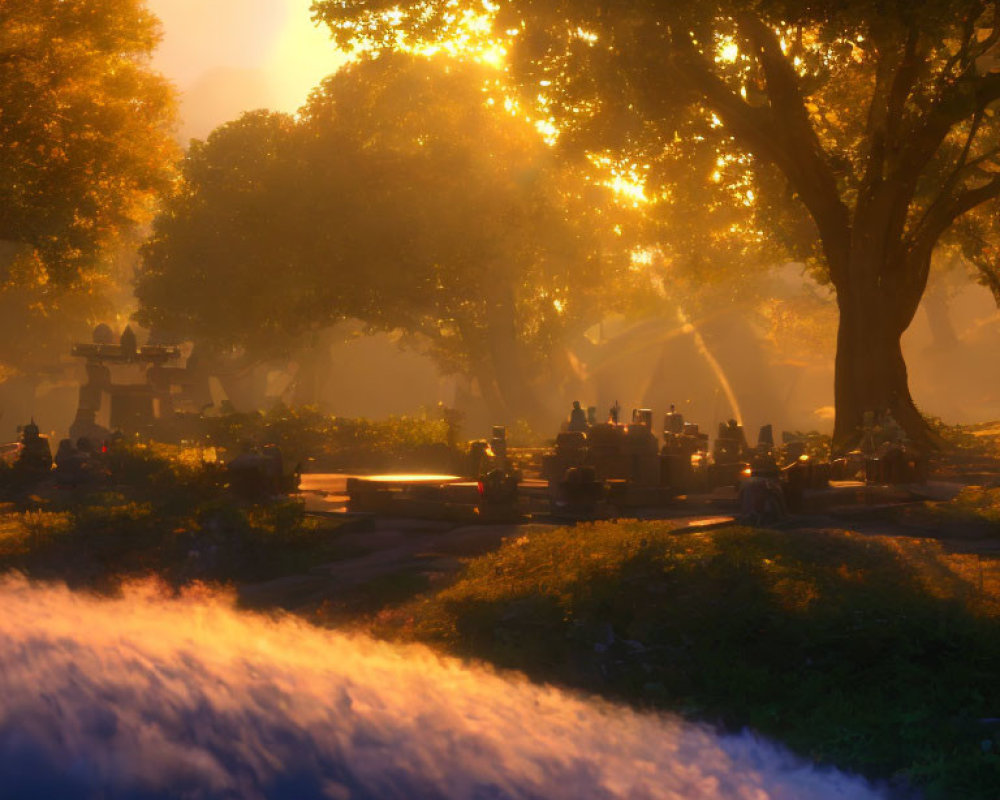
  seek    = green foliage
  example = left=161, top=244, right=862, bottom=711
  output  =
left=778, top=430, right=833, bottom=460
left=101, top=441, right=228, bottom=508
left=383, top=522, right=1000, bottom=798
left=135, top=110, right=303, bottom=356
left=0, top=0, right=177, bottom=280
left=0, top=469, right=352, bottom=590
left=947, top=486, right=1000, bottom=525
left=927, top=417, right=1000, bottom=460
left=315, top=0, right=1000, bottom=444
left=136, top=53, right=632, bottom=420
left=0, top=0, right=178, bottom=375
left=895, top=485, right=1000, bottom=535
left=199, top=405, right=458, bottom=471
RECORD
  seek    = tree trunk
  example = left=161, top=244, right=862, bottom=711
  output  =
left=472, top=363, right=510, bottom=423
left=484, top=285, right=552, bottom=430
left=833, top=287, right=932, bottom=452
left=289, top=335, right=334, bottom=408
left=923, top=282, right=959, bottom=352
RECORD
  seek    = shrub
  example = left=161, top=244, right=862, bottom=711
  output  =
left=383, top=522, right=1000, bottom=799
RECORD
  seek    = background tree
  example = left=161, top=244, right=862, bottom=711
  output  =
left=137, top=54, right=632, bottom=424
left=315, top=0, right=1000, bottom=448
left=0, top=0, right=177, bottom=377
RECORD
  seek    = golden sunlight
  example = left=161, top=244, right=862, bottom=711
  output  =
left=391, top=5, right=509, bottom=69
left=149, top=0, right=346, bottom=137
left=589, top=155, right=650, bottom=206
left=716, top=38, right=739, bottom=64
left=269, top=0, right=348, bottom=106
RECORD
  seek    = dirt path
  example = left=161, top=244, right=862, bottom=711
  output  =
left=238, top=517, right=539, bottom=614
left=241, top=474, right=998, bottom=617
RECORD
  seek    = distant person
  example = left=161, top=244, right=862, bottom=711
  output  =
left=567, top=401, right=588, bottom=432
left=13, top=420, right=53, bottom=481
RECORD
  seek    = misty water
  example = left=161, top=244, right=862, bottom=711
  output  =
left=0, top=576, right=889, bottom=800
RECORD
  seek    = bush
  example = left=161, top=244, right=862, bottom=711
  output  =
left=199, top=405, right=460, bottom=471
left=927, top=417, right=1000, bottom=460
left=382, top=522, right=1000, bottom=799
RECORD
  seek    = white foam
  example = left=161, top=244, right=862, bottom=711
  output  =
left=0, top=576, right=888, bottom=799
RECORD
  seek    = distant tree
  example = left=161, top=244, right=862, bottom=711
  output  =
left=137, top=54, right=630, bottom=422
left=315, top=0, right=1000, bottom=448
left=136, top=111, right=309, bottom=355
left=0, top=0, right=177, bottom=374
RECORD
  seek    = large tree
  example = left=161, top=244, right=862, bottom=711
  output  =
left=314, top=0, right=1000, bottom=448
left=0, top=0, right=177, bottom=375
left=137, top=54, right=631, bottom=423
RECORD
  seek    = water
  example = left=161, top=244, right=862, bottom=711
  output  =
left=0, top=576, right=887, bottom=799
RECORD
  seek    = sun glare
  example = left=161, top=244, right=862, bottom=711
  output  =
left=631, top=248, right=656, bottom=268
left=609, top=174, right=648, bottom=205
left=589, top=155, right=650, bottom=206
left=716, top=38, right=739, bottom=64
left=269, top=0, right=348, bottom=110
left=378, top=4, right=510, bottom=70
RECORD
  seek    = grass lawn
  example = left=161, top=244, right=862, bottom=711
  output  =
left=0, top=492, right=358, bottom=593
left=377, top=521, right=1000, bottom=799
left=894, top=486, right=1000, bottom=536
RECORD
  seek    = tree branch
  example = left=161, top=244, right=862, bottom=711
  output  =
left=935, top=2, right=983, bottom=93
left=886, top=26, right=921, bottom=145
left=854, top=27, right=923, bottom=264
left=898, top=70, right=1000, bottom=181
left=964, top=144, right=1000, bottom=171
left=909, top=173, right=1000, bottom=259
left=861, top=25, right=921, bottom=192
left=664, top=30, right=780, bottom=158
left=731, top=14, right=852, bottom=279
left=907, top=110, right=987, bottom=240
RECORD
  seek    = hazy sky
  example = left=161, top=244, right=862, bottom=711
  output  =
left=147, top=0, right=347, bottom=141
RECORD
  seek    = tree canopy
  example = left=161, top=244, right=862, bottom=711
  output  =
left=136, top=54, right=632, bottom=421
left=0, top=0, right=177, bottom=375
left=314, top=0, right=1000, bottom=447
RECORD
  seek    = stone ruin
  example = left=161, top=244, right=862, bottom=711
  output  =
left=69, top=325, right=210, bottom=442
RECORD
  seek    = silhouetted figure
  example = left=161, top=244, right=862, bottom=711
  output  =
left=13, top=419, right=52, bottom=481
left=567, top=401, right=589, bottom=432
left=468, top=440, right=492, bottom=478
left=120, top=326, right=138, bottom=360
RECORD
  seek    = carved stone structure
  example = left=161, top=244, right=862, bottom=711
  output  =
left=70, top=325, right=208, bottom=438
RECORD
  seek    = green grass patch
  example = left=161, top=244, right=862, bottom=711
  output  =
left=0, top=493, right=356, bottom=591
left=380, top=521, right=1000, bottom=799
left=199, top=405, right=461, bottom=471
left=895, top=486, right=1000, bottom=536
left=928, top=418, right=1000, bottom=461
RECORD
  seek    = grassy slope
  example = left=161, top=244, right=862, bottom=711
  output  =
left=0, top=498, right=359, bottom=591
left=379, top=522, right=1000, bottom=799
